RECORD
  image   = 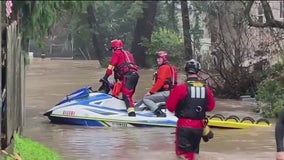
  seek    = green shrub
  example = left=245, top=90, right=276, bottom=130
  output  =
left=263, top=63, right=284, bottom=79
left=273, top=99, right=284, bottom=118
left=254, top=58, right=284, bottom=118
left=24, top=53, right=30, bottom=66
left=256, top=79, right=284, bottom=117
left=144, top=27, right=184, bottom=68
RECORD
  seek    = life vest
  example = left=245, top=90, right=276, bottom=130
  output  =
left=153, top=64, right=178, bottom=91
left=175, top=81, right=208, bottom=119
left=114, top=50, right=138, bottom=80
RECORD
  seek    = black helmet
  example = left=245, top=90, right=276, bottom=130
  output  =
left=184, top=59, right=201, bottom=74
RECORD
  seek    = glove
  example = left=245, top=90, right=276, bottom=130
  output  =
left=99, top=75, right=108, bottom=83
left=202, top=125, right=214, bottom=142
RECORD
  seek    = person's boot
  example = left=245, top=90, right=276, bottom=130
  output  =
left=128, top=111, right=136, bottom=117
left=202, top=125, right=214, bottom=142
left=154, top=109, right=166, bottom=117
left=127, top=108, right=136, bottom=117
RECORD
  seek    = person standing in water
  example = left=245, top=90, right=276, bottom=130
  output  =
left=276, top=107, right=284, bottom=160
left=166, top=59, right=215, bottom=160
left=100, top=39, right=139, bottom=117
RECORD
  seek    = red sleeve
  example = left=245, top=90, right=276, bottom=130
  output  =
left=166, top=84, right=187, bottom=112
left=105, top=52, right=120, bottom=76
left=205, top=86, right=215, bottom=111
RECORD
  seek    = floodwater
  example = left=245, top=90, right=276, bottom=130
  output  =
left=24, top=58, right=275, bottom=160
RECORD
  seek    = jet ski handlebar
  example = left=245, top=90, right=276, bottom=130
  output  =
left=98, top=79, right=114, bottom=94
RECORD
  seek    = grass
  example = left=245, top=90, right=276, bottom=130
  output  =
left=5, top=133, right=62, bottom=160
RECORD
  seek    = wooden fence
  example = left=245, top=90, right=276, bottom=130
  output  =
left=0, top=20, right=25, bottom=154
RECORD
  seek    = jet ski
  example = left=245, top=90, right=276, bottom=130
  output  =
left=43, top=80, right=177, bottom=127
left=43, top=80, right=271, bottom=128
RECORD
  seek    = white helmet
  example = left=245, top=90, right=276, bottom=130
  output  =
left=184, top=59, right=201, bottom=74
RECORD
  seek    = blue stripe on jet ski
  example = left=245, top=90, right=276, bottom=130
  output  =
left=55, top=94, right=113, bottom=109
left=56, top=87, right=91, bottom=106
left=87, top=105, right=155, bottom=117
left=84, top=107, right=155, bottom=117
left=86, top=104, right=125, bottom=112
left=85, top=108, right=119, bottom=115
left=50, top=116, right=106, bottom=127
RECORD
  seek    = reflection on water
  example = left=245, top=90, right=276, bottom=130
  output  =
left=24, top=59, right=275, bottom=160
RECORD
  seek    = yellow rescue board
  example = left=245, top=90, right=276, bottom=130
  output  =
left=208, top=118, right=271, bottom=129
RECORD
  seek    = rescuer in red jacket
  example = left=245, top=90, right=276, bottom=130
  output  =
left=276, top=107, right=284, bottom=160
left=100, top=39, right=139, bottom=117
left=143, top=51, right=178, bottom=117
left=166, top=59, right=215, bottom=160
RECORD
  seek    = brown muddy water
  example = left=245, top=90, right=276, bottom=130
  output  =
left=24, top=58, right=275, bottom=160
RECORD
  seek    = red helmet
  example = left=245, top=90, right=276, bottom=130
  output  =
left=156, top=51, right=169, bottom=63
left=110, top=39, right=123, bottom=50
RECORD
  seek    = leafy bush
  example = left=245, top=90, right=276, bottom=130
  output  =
left=24, top=53, right=30, bottom=66
left=254, top=59, right=284, bottom=118
left=255, top=79, right=284, bottom=118
left=262, top=63, right=284, bottom=80
left=145, top=27, right=184, bottom=67
left=71, top=21, right=94, bottom=59
left=273, top=99, right=284, bottom=118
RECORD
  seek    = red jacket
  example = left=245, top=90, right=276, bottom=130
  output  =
left=166, top=82, right=215, bottom=128
left=105, top=49, right=137, bottom=77
left=150, top=64, right=177, bottom=94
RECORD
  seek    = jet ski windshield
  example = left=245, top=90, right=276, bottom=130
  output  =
left=55, top=86, right=93, bottom=106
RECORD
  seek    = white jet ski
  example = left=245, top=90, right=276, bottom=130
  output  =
left=43, top=80, right=177, bottom=127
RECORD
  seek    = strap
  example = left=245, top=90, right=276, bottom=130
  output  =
left=122, top=50, right=131, bottom=63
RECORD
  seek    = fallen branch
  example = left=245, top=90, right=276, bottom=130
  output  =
left=1, top=150, right=22, bottom=160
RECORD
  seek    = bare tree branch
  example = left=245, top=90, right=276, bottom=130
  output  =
left=244, top=0, right=284, bottom=28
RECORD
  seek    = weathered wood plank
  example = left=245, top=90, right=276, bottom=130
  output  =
left=4, top=21, right=24, bottom=148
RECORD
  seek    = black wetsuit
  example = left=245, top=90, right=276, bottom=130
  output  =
left=276, top=108, right=284, bottom=152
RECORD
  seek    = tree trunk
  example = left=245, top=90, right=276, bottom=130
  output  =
left=180, top=0, right=193, bottom=60
left=169, top=1, right=179, bottom=32
left=131, top=1, right=158, bottom=67
left=86, top=4, right=105, bottom=64
left=209, top=14, right=218, bottom=47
